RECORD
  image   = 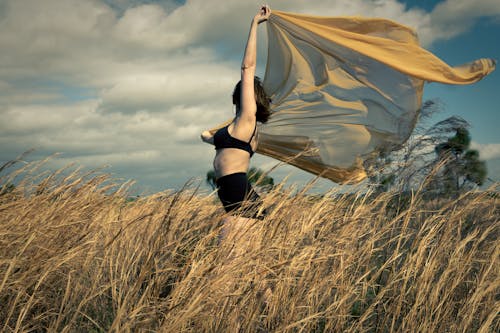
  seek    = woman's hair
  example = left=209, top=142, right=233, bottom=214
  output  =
left=232, top=76, right=271, bottom=123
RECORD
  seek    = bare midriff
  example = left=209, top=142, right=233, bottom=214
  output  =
left=213, top=148, right=251, bottom=180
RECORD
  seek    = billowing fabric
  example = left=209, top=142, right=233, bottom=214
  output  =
left=215, top=11, right=496, bottom=184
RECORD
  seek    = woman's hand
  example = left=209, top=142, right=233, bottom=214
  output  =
left=254, top=5, right=271, bottom=24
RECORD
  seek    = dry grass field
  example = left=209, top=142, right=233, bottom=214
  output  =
left=1, top=159, right=498, bottom=332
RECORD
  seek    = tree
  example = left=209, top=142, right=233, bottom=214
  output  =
left=206, top=169, right=217, bottom=190
left=366, top=103, right=487, bottom=195
left=206, top=167, right=274, bottom=190
left=433, top=127, right=487, bottom=194
left=366, top=100, right=446, bottom=192
left=247, top=167, right=274, bottom=189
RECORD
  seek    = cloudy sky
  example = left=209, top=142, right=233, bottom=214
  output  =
left=1, top=0, right=499, bottom=194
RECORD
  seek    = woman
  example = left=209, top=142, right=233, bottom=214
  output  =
left=200, top=5, right=271, bottom=220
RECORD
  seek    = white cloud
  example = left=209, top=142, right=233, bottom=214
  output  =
left=470, top=142, right=500, bottom=160
left=98, top=64, right=236, bottom=114
left=112, top=3, right=190, bottom=49
left=418, top=0, right=500, bottom=46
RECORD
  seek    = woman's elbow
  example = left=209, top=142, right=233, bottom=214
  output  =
left=201, top=131, right=213, bottom=144
left=241, top=63, right=256, bottom=74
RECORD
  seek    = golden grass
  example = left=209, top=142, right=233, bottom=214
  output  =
left=0, top=160, right=498, bottom=332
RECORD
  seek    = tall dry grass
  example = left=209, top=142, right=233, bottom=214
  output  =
left=0, top=159, right=498, bottom=332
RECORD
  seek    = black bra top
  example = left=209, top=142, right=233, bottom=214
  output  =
left=214, top=124, right=256, bottom=157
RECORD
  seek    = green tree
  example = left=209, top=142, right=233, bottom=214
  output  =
left=206, top=169, right=217, bottom=190
left=366, top=109, right=487, bottom=195
left=206, top=167, right=274, bottom=190
left=247, top=167, right=274, bottom=189
left=434, top=127, right=487, bottom=194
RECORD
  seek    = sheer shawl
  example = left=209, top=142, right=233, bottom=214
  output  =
left=215, top=11, right=496, bottom=184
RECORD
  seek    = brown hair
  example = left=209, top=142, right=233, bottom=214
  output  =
left=232, top=76, right=271, bottom=123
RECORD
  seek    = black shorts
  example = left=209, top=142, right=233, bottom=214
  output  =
left=216, top=172, right=265, bottom=219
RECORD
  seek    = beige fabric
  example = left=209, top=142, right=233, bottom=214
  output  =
left=215, top=11, right=496, bottom=184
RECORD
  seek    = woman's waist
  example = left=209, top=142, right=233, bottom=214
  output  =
left=214, top=165, right=250, bottom=180
left=213, top=158, right=249, bottom=179
left=214, top=149, right=250, bottom=164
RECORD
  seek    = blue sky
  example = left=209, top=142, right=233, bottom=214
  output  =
left=421, top=12, right=500, bottom=182
left=0, top=0, right=499, bottom=193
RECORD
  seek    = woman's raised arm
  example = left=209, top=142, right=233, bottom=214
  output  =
left=238, top=5, right=270, bottom=124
